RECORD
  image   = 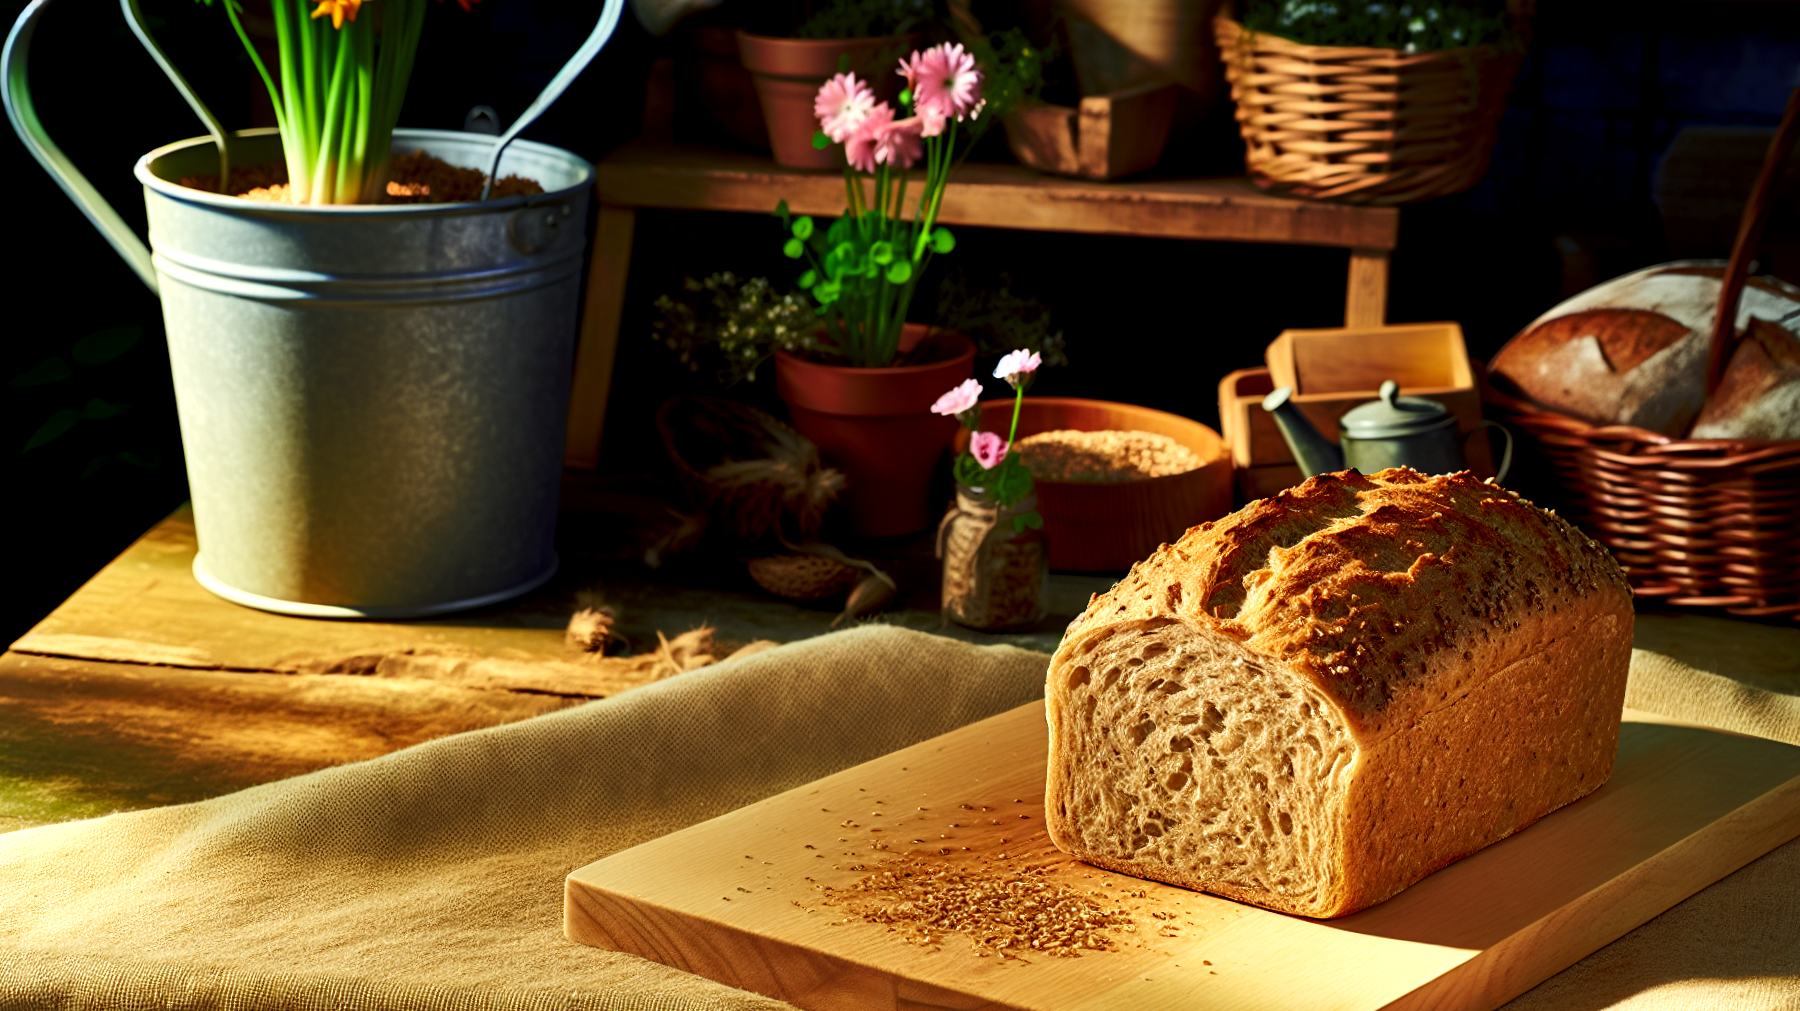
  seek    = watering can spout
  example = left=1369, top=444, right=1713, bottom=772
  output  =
left=1262, top=386, right=1344, bottom=478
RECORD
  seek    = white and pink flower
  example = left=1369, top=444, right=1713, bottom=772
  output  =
left=900, top=43, right=984, bottom=124
left=993, top=349, right=1042, bottom=387
left=814, top=72, right=875, bottom=144
left=970, top=431, right=1009, bottom=470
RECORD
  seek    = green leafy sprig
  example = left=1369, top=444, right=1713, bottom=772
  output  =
left=964, top=27, right=1051, bottom=121
left=793, top=0, right=931, bottom=40
left=651, top=273, right=824, bottom=386
left=1241, top=0, right=1514, bottom=52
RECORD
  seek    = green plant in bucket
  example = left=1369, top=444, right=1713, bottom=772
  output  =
left=933, top=349, right=1043, bottom=532
left=196, top=0, right=477, bottom=204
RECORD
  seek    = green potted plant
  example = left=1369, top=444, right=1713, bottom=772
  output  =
left=767, top=42, right=989, bottom=536
left=4, top=0, right=625, bottom=617
left=736, top=0, right=930, bottom=168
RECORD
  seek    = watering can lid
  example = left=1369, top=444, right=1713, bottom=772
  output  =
left=1340, top=381, right=1454, bottom=438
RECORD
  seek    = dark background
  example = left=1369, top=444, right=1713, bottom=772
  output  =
left=5, top=0, right=1798, bottom=641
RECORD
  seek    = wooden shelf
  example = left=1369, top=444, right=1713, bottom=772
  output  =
left=595, top=140, right=1398, bottom=250
left=566, top=140, right=1401, bottom=469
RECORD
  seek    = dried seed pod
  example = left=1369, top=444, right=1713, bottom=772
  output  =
left=747, top=554, right=859, bottom=601
left=833, top=574, right=897, bottom=628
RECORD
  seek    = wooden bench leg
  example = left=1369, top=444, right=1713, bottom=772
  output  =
left=564, top=203, right=637, bottom=470
left=1345, top=247, right=1390, bottom=327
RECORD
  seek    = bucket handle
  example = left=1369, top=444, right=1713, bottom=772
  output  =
left=2, top=0, right=169, bottom=293
left=478, top=0, right=625, bottom=200
left=122, top=0, right=233, bottom=189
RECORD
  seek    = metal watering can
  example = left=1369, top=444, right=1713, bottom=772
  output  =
left=3, top=0, right=624, bottom=618
left=1263, top=380, right=1513, bottom=482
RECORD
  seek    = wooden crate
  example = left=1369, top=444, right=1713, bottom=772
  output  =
left=1219, top=322, right=1494, bottom=503
left=1265, top=321, right=1476, bottom=397
left=1002, top=82, right=1177, bottom=181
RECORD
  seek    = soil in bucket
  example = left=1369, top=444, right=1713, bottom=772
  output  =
left=178, top=150, right=544, bottom=203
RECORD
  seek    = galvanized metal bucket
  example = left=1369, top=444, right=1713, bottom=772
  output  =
left=4, top=0, right=624, bottom=618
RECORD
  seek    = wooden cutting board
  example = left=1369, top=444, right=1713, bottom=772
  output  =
left=566, top=703, right=1800, bottom=1011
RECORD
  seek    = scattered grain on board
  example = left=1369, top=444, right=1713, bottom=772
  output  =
left=818, top=855, right=1133, bottom=959
left=1016, top=430, right=1201, bottom=482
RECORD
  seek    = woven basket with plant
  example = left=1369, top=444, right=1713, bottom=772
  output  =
left=1215, top=1, right=1528, bottom=205
left=1483, top=93, right=1800, bottom=621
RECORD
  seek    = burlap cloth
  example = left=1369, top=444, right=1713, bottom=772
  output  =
left=1, top=627, right=1795, bottom=1010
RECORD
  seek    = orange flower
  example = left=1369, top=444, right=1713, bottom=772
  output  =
left=435, top=0, right=480, bottom=12
left=310, top=0, right=362, bottom=29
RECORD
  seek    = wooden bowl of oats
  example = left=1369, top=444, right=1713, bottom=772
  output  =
left=958, top=398, right=1234, bottom=572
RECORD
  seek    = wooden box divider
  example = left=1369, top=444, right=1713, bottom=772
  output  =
left=1219, top=323, right=1493, bottom=504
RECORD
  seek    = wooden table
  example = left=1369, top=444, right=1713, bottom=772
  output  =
left=0, top=496, right=1111, bottom=834
left=565, top=141, right=1402, bottom=469
left=5, top=498, right=1795, bottom=839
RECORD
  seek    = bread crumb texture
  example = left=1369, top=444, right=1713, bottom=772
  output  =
left=1044, top=469, right=1635, bottom=917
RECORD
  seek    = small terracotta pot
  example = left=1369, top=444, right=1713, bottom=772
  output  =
left=959, top=397, right=1235, bottom=571
left=735, top=32, right=916, bottom=170
left=775, top=326, right=975, bottom=537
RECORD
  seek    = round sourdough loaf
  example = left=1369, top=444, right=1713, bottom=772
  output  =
left=1044, top=468, right=1634, bottom=918
left=1488, top=261, right=1800, bottom=438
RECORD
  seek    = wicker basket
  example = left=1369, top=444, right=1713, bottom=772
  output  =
left=1482, top=377, right=1800, bottom=621
left=1213, top=14, right=1524, bottom=205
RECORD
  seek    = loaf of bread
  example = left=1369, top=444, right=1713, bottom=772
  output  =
left=1488, top=261, right=1800, bottom=439
left=1044, top=469, right=1634, bottom=918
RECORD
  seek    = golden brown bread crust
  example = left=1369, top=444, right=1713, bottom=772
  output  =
left=1046, top=469, right=1635, bottom=916
left=1067, top=469, right=1631, bottom=742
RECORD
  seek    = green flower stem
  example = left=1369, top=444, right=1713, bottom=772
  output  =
left=311, top=26, right=350, bottom=201
left=1007, top=382, right=1024, bottom=445
left=912, top=121, right=955, bottom=262
left=221, top=1, right=283, bottom=136
left=844, top=172, right=862, bottom=222
left=297, top=8, right=320, bottom=191
left=218, top=0, right=431, bottom=203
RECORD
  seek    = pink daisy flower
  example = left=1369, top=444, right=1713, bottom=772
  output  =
left=875, top=117, right=924, bottom=170
left=970, top=431, right=1009, bottom=470
left=917, top=104, right=947, bottom=139
left=901, top=43, right=983, bottom=122
left=931, top=378, right=983, bottom=416
left=814, top=73, right=875, bottom=144
left=845, top=102, right=895, bottom=174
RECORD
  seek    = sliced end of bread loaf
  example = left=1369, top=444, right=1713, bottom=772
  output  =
left=1046, top=618, right=1360, bottom=917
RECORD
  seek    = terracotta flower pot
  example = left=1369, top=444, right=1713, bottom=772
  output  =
left=775, top=326, right=974, bottom=537
left=735, top=32, right=916, bottom=169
